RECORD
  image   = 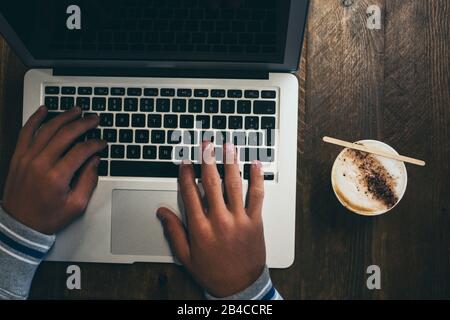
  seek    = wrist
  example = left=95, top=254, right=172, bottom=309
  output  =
left=205, top=264, right=269, bottom=300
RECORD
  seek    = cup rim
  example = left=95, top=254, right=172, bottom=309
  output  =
left=331, top=139, right=408, bottom=217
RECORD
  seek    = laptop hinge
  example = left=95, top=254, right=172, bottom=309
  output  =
left=53, top=68, right=270, bottom=80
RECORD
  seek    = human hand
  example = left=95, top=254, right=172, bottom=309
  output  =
left=157, top=142, right=266, bottom=298
left=2, top=106, right=106, bottom=235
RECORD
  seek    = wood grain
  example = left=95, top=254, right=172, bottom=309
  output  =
left=0, top=0, right=448, bottom=299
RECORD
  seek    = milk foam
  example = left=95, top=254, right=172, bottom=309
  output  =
left=331, top=140, right=408, bottom=215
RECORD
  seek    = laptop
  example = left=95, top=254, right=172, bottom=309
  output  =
left=0, top=0, right=309, bottom=268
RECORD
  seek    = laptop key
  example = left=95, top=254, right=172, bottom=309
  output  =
left=119, top=129, right=133, bottom=143
left=254, top=101, right=276, bottom=114
left=245, top=116, right=259, bottom=130
left=156, top=98, right=170, bottom=112
left=100, top=113, right=114, bottom=127
left=61, top=87, right=76, bottom=95
left=159, top=146, right=173, bottom=160
left=92, top=98, right=106, bottom=111
left=221, top=100, right=235, bottom=114
left=164, top=115, right=178, bottom=128
left=205, top=100, right=219, bottom=113
left=60, top=97, right=75, bottom=110
left=45, top=97, right=59, bottom=110
left=143, top=146, right=157, bottom=160
left=229, top=116, right=243, bottom=129
left=196, top=115, right=211, bottom=129
left=237, top=100, right=251, bottom=114
left=45, top=86, right=60, bottom=95
left=184, top=131, right=198, bottom=144
left=180, top=115, right=194, bottom=128
left=103, top=129, right=117, bottom=142
left=115, top=114, right=130, bottom=127
left=168, top=130, right=183, bottom=144
left=86, top=129, right=101, bottom=140
left=232, top=132, right=246, bottom=146
left=111, top=145, right=125, bottom=159
left=177, top=89, right=192, bottom=97
left=212, top=116, right=227, bottom=129
left=194, top=89, right=209, bottom=97
left=78, top=87, right=92, bottom=95
left=211, top=89, right=226, bottom=98
left=258, top=148, right=275, bottom=162
left=245, top=90, right=259, bottom=99
left=131, top=114, right=146, bottom=128
left=140, top=98, right=154, bottom=112
left=151, top=130, right=166, bottom=144
left=110, top=87, right=125, bottom=96
left=248, top=132, right=263, bottom=146
left=188, top=99, right=203, bottom=113
left=127, top=145, right=141, bottom=159
left=175, top=146, right=189, bottom=161
left=228, top=90, right=242, bottom=98
left=261, top=117, right=276, bottom=130
left=124, top=98, right=138, bottom=112
left=135, top=130, right=149, bottom=143
left=98, top=161, right=108, bottom=176
left=76, top=97, right=91, bottom=110
left=144, top=88, right=158, bottom=96
left=172, top=99, right=187, bottom=112
left=94, top=87, right=109, bottom=95
left=110, top=161, right=180, bottom=177
left=108, top=98, right=122, bottom=111
left=148, top=114, right=162, bottom=128
left=261, top=90, right=277, bottom=99
left=161, top=88, right=175, bottom=97
left=127, top=88, right=142, bottom=96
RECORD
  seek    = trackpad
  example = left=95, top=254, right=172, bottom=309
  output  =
left=111, top=190, right=183, bottom=256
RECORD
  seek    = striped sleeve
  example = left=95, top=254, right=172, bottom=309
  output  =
left=205, top=266, right=283, bottom=300
left=0, top=206, right=55, bottom=300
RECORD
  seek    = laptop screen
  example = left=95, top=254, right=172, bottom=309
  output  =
left=0, top=0, right=292, bottom=64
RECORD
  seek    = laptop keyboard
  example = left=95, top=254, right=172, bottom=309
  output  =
left=43, top=85, right=278, bottom=181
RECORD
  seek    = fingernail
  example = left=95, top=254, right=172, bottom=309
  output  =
left=181, top=159, right=192, bottom=165
left=252, top=160, right=262, bottom=168
left=93, top=156, right=101, bottom=167
left=73, top=106, right=82, bottom=112
left=39, top=105, right=47, bottom=112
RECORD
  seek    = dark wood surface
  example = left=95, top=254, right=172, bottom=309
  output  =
left=0, top=0, right=448, bottom=299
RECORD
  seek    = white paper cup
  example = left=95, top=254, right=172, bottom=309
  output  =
left=331, top=140, right=408, bottom=216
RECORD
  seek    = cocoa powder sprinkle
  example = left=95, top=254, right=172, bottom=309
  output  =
left=346, top=149, right=399, bottom=208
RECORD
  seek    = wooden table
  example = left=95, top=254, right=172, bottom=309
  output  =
left=0, top=0, right=448, bottom=299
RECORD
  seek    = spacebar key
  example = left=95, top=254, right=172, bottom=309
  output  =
left=110, top=161, right=180, bottom=178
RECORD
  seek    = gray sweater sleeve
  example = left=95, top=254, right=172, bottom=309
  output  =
left=0, top=206, right=55, bottom=300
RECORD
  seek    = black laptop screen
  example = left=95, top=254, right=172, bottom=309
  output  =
left=0, top=0, right=291, bottom=64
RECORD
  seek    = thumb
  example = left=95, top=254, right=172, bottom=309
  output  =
left=157, top=207, right=191, bottom=267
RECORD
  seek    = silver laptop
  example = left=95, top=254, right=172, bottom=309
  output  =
left=0, top=0, right=309, bottom=268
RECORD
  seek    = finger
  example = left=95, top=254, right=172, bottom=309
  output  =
left=223, top=143, right=244, bottom=213
left=55, top=139, right=107, bottom=182
left=66, top=156, right=100, bottom=216
left=29, top=107, right=82, bottom=157
left=200, top=142, right=227, bottom=214
left=14, top=106, right=48, bottom=157
left=157, top=207, right=191, bottom=267
left=40, top=115, right=100, bottom=164
left=179, top=162, right=206, bottom=224
left=246, top=161, right=265, bottom=219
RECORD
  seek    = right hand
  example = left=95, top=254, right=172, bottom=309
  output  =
left=157, top=142, right=266, bottom=298
left=2, top=106, right=106, bottom=235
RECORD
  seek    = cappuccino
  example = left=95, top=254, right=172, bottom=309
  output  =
left=331, top=140, right=407, bottom=216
